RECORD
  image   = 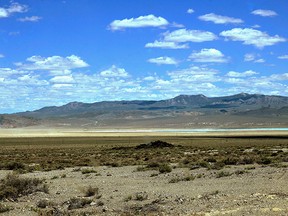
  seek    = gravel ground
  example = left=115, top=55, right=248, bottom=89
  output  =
left=0, top=164, right=287, bottom=215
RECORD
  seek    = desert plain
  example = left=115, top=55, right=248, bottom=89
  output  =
left=0, top=128, right=287, bottom=215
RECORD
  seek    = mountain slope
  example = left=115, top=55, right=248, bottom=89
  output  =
left=3, top=93, right=288, bottom=129
left=18, top=93, right=288, bottom=118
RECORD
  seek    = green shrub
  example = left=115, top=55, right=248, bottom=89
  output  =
left=216, top=171, right=232, bottom=178
left=245, top=166, right=256, bottom=170
left=97, top=200, right=104, bottom=206
left=0, top=203, right=12, bottom=213
left=81, top=168, right=97, bottom=174
left=68, top=197, right=92, bottom=210
left=84, top=186, right=99, bottom=197
left=196, top=161, right=210, bottom=168
left=235, top=170, right=246, bottom=175
left=5, top=161, right=26, bottom=170
left=241, top=156, right=255, bottom=164
left=223, top=157, right=238, bottom=165
left=51, top=176, right=58, bottom=180
left=124, top=195, right=132, bottom=202
left=134, top=192, right=148, bottom=201
left=183, top=175, right=195, bottom=181
left=211, top=161, right=225, bottom=170
left=0, top=173, right=48, bottom=200
left=169, top=175, right=195, bottom=183
left=169, top=177, right=181, bottom=183
left=147, top=162, right=160, bottom=168
left=37, top=199, right=50, bottom=208
left=158, top=163, right=172, bottom=173
left=206, top=157, right=217, bottom=163
left=136, top=166, right=146, bottom=172
left=260, top=157, right=272, bottom=165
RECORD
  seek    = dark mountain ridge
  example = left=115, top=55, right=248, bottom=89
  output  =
left=2, top=93, right=288, bottom=128
left=17, top=93, right=288, bottom=118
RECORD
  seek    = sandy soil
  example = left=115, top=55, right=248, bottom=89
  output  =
left=0, top=164, right=287, bottom=215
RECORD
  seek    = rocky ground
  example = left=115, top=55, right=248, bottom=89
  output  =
left=0, top=164, right=287, bottom=215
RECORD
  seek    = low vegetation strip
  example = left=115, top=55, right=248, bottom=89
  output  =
left=0, top=136, right=287, bottom=172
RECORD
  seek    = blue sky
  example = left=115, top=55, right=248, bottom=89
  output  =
left=1, top=0, right=288, bottom=113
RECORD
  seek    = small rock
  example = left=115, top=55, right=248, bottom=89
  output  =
left=90, top=202, right=97, bottom=206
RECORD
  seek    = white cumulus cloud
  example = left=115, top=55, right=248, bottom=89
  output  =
left=145, top=40, right=189, bottom=49
left=52, top=84, right=73, bottom=89
left=244, top=53, right=265, bottom=63
left=189, top=48, right=228, bottom=63
left=251, top=9, right=278, bottom=17
left=50, top=75, right=75, bottom=84
left=198, top=13, right=243, bottom=24
left=164, top=29, right=217, bottom=43
left=16, top=55, right=89, bottom=71
left=187, top=9, right=194, bottom=14
left=167, top=66, right=219, bottom=83
left=100, top=65, right=129, bottom=78
left=0, top=3, right=27, bottom=18
left=143, top=76, right=156, bottom=81
left=148, top=56, right=178, bottom=65
left=270, top=73, right=288, bottom=81
left=0, top=68, right=28, bottom=79
left=254, top=59, right=265, bottom=63
left=226, top=70, right=258, bottom=77
left=220, top=28, right=286, bottom=48
left=278, top=55, right=288, bottom=60
left=18, top=16, right=42, bottom=22
left=17, top=74, right=48, bottom=86
left=109, top=14, right=169, bottom=30
left=244, top=53, right=256, bottom=62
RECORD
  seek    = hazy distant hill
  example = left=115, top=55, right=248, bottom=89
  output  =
left=2, top=93, right=288, bottom=128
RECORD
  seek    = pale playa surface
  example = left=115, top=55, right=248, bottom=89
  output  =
left=0, top=128, right=288, bottom=137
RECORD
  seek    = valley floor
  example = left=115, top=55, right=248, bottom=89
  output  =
left=0, top=133, right=287, bottom=215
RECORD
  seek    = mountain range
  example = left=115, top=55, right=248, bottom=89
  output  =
left=1, top=93, right=288, bottom=129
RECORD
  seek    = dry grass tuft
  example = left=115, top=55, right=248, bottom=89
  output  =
left=0, top=173, right=48, bottom=200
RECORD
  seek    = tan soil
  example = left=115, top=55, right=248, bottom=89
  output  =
left=0, top=164, right=287, bottom=215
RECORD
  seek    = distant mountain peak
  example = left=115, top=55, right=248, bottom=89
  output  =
left=176, top=94, right=207, bottom=98
left=65, top=101, right=84, bottom=108
left=4, top=92, right=288, bottom=128
left=12, top=92, right=288, bottom=118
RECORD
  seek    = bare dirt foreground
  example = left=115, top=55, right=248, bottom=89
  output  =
left=0, top=164, right=286, bottom=216
left=0, top=165, right=287, bottom=216
left=0, top=129, right=287, bottom=215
